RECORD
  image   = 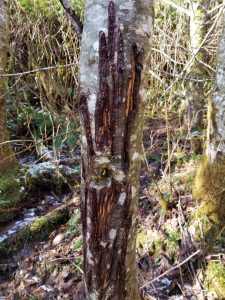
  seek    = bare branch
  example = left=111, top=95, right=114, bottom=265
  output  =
left=140, top=250, right=201, bottom=290
left=0, top=62, right=78, bottom=78
left=59, top=0, right=83, bottom=38
left=161, top=0, right=191, bottom=16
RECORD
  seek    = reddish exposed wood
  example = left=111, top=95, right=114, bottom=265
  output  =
left=95, top=3, right=125, bottom=153
left=124, top=45, right=144, bottom=170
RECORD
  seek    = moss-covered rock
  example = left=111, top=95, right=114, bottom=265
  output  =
left=0, top=206, right=69, bottom=259
left=24, top=161, right=80, bottom=195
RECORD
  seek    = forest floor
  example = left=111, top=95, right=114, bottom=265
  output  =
left=0, top=117, right=220, bottom=300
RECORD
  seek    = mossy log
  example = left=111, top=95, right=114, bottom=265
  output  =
left=0, top=206, right=70, bottom=260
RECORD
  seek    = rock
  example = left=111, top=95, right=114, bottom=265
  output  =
left=52, top=233, right=65, bottom=246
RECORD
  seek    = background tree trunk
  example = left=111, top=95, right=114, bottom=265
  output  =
left=183, top=0, right=209, bottom=132
left=0, top=1, right=18, bottom=176
left=194, top=9, right=225, bottom=235
left=79, top=1, right=154, bottom=299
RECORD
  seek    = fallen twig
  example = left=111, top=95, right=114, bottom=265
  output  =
left=140, top=249, right=201, bottom=290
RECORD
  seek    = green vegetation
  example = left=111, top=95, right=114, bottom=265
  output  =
left=204, top=262, right=225, bottom=299
left=0, top=166, right=22, bottom=224
left=0, top=0, right=224, bottom=298
left=18, top=0, right=84, bottom=17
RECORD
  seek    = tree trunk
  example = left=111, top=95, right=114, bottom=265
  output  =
left=79, top=1, right=154, bottom=299
left=193, top=9, right=225, bottom=234
left=0, top=1, right=18, bottom=176
left=183, top=0, right=209, bottom=132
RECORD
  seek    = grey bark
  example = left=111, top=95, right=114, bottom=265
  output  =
left=183, top=0, right=209, bottom=132
left=79, top=1, right=154, bottom=299
left=206, top=9, right=225, bottom=162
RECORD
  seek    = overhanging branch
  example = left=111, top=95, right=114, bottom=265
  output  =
left=59, top=0, right=83, bottom=38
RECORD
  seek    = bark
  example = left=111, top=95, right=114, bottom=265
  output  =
left=193, top=10, right=225, bottom=239
left=183, top=0, right=209, bottom=132
left=79, top=1, right=154, bottom=299
left=206, top=9, right=225, bottom=162
left=0, top=1, right=18, bottom=175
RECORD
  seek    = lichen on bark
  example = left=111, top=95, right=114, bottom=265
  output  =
left=79, top=1, right=154, bottom=299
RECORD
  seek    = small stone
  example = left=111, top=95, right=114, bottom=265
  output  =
left=52, top=233, right=65, bottom=246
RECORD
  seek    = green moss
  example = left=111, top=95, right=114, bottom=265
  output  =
left=193, top=158, right=225, bottom=225
left=136, top=232, right=148, bottom=249
left=204, top=262, right=225, bottom=299
left=71, top=237, right=82, bottom=251
left=164, top=226, right=180, bottom=260
left=0, top=167, right=20, bottom=207
left=192, top=157, right=225, bottom=246
left=66, top=209, right=81, bottom=234
left=136, top=227, right=180, bottom=261
left=0, top=166, right=23, bottom=224
left=92, top=162, right=113, bottom=183
left=0, top=207, right=69, bottom=259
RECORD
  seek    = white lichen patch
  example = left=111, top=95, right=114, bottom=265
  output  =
left=131, top=186, right=137, bottom=197
left=113, top=169, right=126, bottom=182
left=87, top=217, right=91, bottom=226
left=87, top=232, right=91, bottom=241
left=82, top=134, right=87, bottom=146
left=140, top=87, right=146, bottom=99
left=89, top=292, right=99, bottom=300
left=130, top=134, right=137, bottom=142
left=88, top=94, right=97, bottom=114
left=118, top=192, right=126, bottom=205
left=100, top=241, right=107, bottom=248
left=87, top=248, right=94, bottom=266
left=132, top=152, right=140, bottom=160
left=93, top=41, right=99, bottom=52
left=95, top=157, right=110, bottom=164
left=109, top=229, right=117, bottom=240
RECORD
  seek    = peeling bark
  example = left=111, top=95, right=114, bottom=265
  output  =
left=79, top=1, right=154, bottom=299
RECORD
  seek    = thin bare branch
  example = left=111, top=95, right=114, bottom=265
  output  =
left=0, top=62, right=78, bottom=78
left=59, top=0, right=83, bottom=38
left=140, top=250, right=201, bottom=290
left=161, top=0, right=191, bottom=16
